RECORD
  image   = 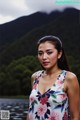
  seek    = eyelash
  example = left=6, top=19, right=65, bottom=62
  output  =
left=38, top=52, right=42, bottom=55
left=38, top=52, right=53, bottom=55
left=47, top=52, right=53, bottom=55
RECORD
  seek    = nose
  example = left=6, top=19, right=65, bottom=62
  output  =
left=42, top=53, right=47, bottom=59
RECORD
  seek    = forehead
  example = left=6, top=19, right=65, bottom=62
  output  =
left=38, top=41, right=55, bottom=50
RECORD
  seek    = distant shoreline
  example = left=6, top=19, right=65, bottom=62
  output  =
left=0, top=95, right=29, bottom=99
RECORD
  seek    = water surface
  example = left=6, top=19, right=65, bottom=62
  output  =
left=0, top=98, right=29, bottom=120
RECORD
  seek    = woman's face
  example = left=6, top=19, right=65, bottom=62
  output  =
left=38, top=41, right=62, bottom=70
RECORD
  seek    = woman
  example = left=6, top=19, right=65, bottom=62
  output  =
left=27, top=35, right=80, bottom=120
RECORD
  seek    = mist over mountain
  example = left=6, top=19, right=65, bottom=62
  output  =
left=0, top=10, right=61, bottom=45
left=0, top=7, right=80, bottom=66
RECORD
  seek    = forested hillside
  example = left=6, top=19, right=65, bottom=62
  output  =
left=0, top=8, right=80, bottom=96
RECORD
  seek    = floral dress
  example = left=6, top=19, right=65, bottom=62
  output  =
left=29, top=70, right=69, bottom=120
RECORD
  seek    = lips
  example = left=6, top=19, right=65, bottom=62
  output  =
left=42, top=62, right=50, bottom=66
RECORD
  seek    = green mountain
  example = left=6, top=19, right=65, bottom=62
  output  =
left=0, top=8, right=80, bottom=95
left=0, top=8, right=79, bottom=65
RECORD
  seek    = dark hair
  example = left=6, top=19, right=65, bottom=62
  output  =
left=37, top=35, right=70, bottom=71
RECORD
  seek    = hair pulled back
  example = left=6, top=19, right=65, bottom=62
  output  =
left=37, top=35, right=70, bottom=71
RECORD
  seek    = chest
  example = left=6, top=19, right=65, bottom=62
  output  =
left=38, top=77, right=56, bottom=94
left=31, top=78, right=68, bottom=105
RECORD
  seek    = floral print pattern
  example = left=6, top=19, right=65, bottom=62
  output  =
left=29, top=70, right=69, bottom=120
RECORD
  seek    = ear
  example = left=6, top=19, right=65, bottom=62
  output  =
left=58, top=51, right=62, bottom=59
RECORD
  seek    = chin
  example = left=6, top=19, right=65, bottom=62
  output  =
left=43, top=66, right=51, bottom=70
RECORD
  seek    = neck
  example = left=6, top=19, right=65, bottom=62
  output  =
left=45, top=67, right=61, bottom=75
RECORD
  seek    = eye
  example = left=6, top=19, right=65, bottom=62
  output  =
left=38, top=52, right=43, bottom=56
left=47, top=51, right=53, bottom=55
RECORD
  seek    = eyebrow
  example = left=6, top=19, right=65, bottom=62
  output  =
left=38, top=49, right=53, bottom=52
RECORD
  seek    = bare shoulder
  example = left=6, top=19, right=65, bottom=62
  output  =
left=31, top=72, right=37, bottom=83
left=65, top=71, right=79, bottom=89
left=66, top=71, right=78, bottom=82
left=65, top=71, right=80, bottom=117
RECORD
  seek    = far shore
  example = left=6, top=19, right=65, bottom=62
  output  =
left=0, top=95, right=29, bottom=99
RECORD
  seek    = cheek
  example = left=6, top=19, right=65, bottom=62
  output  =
left=38, top=56, right=42, bottom=62
left=50, top=54, right=58, bottom=61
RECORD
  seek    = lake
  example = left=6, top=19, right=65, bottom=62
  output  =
left=0, top=98, right=29, bottom=120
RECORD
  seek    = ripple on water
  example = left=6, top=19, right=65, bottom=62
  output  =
left=0, top=98, right=29, bottom=120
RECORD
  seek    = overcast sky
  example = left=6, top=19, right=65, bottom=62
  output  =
left=0, top=0, right=80, bottom=24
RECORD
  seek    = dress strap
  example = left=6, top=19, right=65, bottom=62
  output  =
left=58, top=70, right=67, bottom=82
left=63, top=70, right=67, bottom=79
left=33, top=70, right=43, bottom=85
left=35, top=70, right=43, bottom=79
left=32, top=70, right=43, bottom=89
